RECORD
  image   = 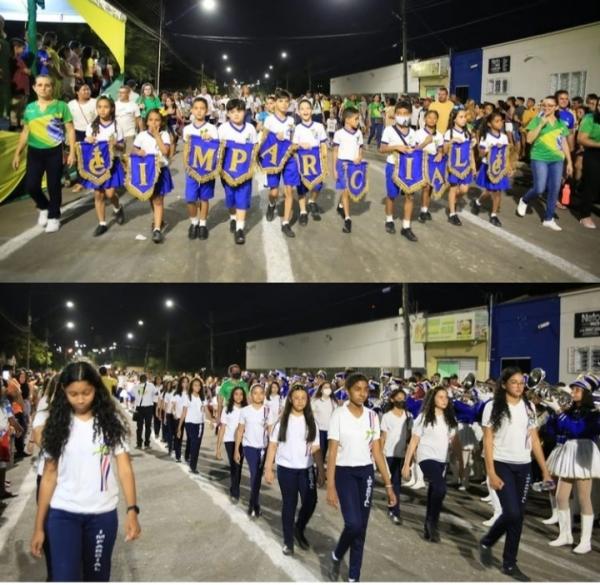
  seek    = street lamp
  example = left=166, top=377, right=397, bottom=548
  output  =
left=281, top=51, right=288, bottom=59
left=165, top=299, right=174, bottom=309
left=138, top=320, right=144, bottom=326
left=201, top=0, right=217, bottom=11
left=264, top=73, right=270, bottom=79
left=225, top=66, right=232, bottom=74
left=269, top=65, right=273, bottom=70
left=65, top=300, right=75, bottom=309
left=127, top=332, right=134, bottom=340
left=222, top=53, right=228, bottom=60
left=66, top=321, right=75, bottom=330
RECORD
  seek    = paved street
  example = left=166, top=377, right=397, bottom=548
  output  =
left=0, top=146, right=598, bottom=283
left=2, top=422, right=599, bottom=582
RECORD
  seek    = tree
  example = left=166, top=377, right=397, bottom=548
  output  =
left=0, top=330, right=51, bottom=369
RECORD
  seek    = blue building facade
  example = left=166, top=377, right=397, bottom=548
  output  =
left=450, top=48, right=483, bottom=103
left=490, top=296, right=561, bottom=382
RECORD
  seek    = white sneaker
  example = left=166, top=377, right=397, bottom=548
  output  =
left=410, top=481, right=426, bottom=490
left=542, top=219, right=562, bottom=231
left=45, top=218, right=60, bottom=233
left=516, top=198, right=528, bottom=217
left=37, top=209, right=49, bottom=227
left=482, top=513, right=501, bottom=527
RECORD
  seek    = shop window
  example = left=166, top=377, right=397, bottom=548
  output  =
left=591, top=347, right=600, bottom=370
left=568, top=346, right=590, bottom=373
left=487, top=78, right=509, bottom=95
left=550, top=71, right=587, bottom=98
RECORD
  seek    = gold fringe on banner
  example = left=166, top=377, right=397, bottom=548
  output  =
left=76, top=141, right=114, bottom=186
left=426, top=153, right=448, bottom=199
left=391, top=151, right=428, bottom=193
left=345, top=161, right=369, bottom=203
left=221, top=142, right=260, bottom=187
left=124, top=154, right=161, bottom=201
left=486, top=145, right=510, bottom=184
left=297, top=143, right=328, bottom=191
left=447, top=142, right=475, bottom=180
left=257, top=130, right=298, bottom=175
left=184, top=139, right=225, bottom=185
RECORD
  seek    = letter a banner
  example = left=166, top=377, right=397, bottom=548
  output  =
left=344, top=161, right=369, bottom=203
left=257, top=131, right=296, bottom=174
left=221, top=141, right=259, bottom=186
left=125, top=154, right=160, bottom=201
left=447, top=141, right=473, bottom=180
left=426, top=154, right=448, bottom=198
left=184, top=136, right=224, bottom=184
left=296, top=144, right=327, bottom=190
left=76, top=141, right=114, bottom=186
left=392, top=149, right=427, bottom=193
left=486, top=144, right=509, bottom=184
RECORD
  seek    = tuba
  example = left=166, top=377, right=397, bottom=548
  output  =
left=527, top=367, right=573, bottom=409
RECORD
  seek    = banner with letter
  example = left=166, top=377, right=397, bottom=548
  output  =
left=447, top=140, right=473, bottom=179
left=221, top=141, right=259, bottom=186
left=344, top=161, right=369, bottom=202
left=296, top=144, right=327, bottom=190
left=257, top=131, right=296, bottom=174
left=184, top=136, right=224, bottom=184
left=124, top=153, right=160, bottom=201
left=426, top=154, right=448, bottom=198
left=76, top=141, right=114, bottom=186
left=392, top=149, right=427, bottom=193
left=486, top=144, right=509, bottom=184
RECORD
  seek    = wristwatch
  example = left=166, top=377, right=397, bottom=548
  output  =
left=127, top=505, right=140, bottom=515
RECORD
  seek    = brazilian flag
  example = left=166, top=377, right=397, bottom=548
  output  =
left=27, top=0, right=46, bottom=76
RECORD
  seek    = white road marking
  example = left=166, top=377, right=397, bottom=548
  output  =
left=0, top=467, right=37, bottom=555
left=370, top=163, right=599, bottom=283
left=255, top=172, right=296, bottom=283
left=0, top=192, right=94, bottom=263
left=150, top=436, right=318, bottom=581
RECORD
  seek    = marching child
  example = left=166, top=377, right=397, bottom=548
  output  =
left=217, top=98, right=258, bottom=246
left=445, top=109, right=477, bottom=226
left=333, top=107, right=364, bottom=234
left=293, top=98, right=328, bottom=223
left=183, top=97, right=219, bottom=241
left=380, top=100, right=432, bottom=242
left=264, top=89, right=300, bottom=238
left=82, top=96, right=126, bottom=237
left=131, top=109, right=173, bottom=244
left=472, top=110, right=511, bottom=227
left=327, top=114, right=338, bottom=147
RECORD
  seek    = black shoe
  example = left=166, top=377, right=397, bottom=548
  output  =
left=93, top=224, right=108, bottom=237
left=343, top=218, right=352, bottom=233
left=328, top=553, right=341, bottom=582
left=299, top=213, right=308, bottom=226
left=282, top=545, right=294, bottom=556
left=501, top=565, right=530, bottom=582
left=471, top=199, right=482, bottom=215
left=424, top=211, right=432, bottom=221
left=198, top=225, right=209, bottom=239
left=0, top=491, right=17, bottom=499
left=235, top=229, right=245, bottom=245
left=152, top=229, right=164, bottom=243
left=294, top=525, right=310, bottom=550
left=385, top=221, right=396, bottom=234
left=336, top=205, right=345, bottom=219
left=229, top=219, right=236, bottom=233
left=266, top=204, right=276, bottom=222
left=114, top=206, right=125, bottom=225
left=188, top=224, right=199, bottom=240
left=137, top=444, right=143, bottom=450
left=448, top=214, right=462, bottom=226
left=401, top=227, right=418, bottom=242
left=281, top=224, right=295, bottom=238
left=308, top=201, right=321, bottom=221
left=230, top=496, right=239, bottom=505
left=490, top=215, right=502, bottom=227
left=190, top=469, right=200, bottom=475
left=479, top=540, right=493, bottom=568
left=418, top=211, right=428, bottom=223
left=175, top=458, right=181, bottom=463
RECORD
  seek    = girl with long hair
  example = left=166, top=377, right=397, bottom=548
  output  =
left=169, top=375, right=189, bottom=463
left=30, top=362, right=140, bottom=581
left=264, top=384, right=326, bottom=555
left=402, top=386, right=461, bottom=542
left=311, top=380, right=337, bottom=462
left=158, top=379, right=174, bottom=453
left=479, top=367, right=553, bottom=581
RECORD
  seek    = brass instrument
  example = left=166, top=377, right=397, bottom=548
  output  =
left=527, top=367, right=573, bottom=409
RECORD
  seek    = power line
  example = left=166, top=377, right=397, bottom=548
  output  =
left=170, top=30, right=386, bottom=42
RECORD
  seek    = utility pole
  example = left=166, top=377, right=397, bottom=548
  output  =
left=402, top=283, right=412, bottom=378
left=165, top=329, right=170, bottom=372
left=201, top=62, right=205, bottom=88
left=26, top=288, right=32, bottom=369
left=144, top=342, right=150, bottom=372
left=209, top=311, right=215, bottom=372
left=401, top=0, right=408, bottom=94
left=156, top=0, right=165, bottom=92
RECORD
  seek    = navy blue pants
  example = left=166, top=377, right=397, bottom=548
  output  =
left=163, top=414, right=174, bottom=453
left=184, top=422, right=204, bottom=472
left=481, top=461, right=531, bottom=568
left=172, top=417, right=182, bottom=460
left=419, top=459, right=447, bottom=526
left=319, top=430, right=329, bottom=463
left=386, top=456, right=404, bottom=517
left=46, top=507, right=118, bottom=582
left=225, top=441, right=244, bottom=499
left=277, top=465, right=318, bottom=548
left=36, top=475, right=52, bottom=581
left=244, top=446, right=266, bottom=514
left=153, top=408, right=161, bottom=438
left=333, top=465, right=374, bottom=582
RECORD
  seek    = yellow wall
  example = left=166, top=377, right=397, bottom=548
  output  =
left=425, top=340, right=489, bottom=380
left=419, top=76, right=449, bottom=98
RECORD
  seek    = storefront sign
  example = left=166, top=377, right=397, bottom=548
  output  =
left=488, top=56, right=511, bottom=74
left=414, top=310, right=488, bottom=343
left=574, top=311, right=600, bottom=338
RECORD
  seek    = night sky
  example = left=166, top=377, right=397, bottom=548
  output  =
left=111, top=0, right=599, bottom=91
left=0, top=284, right=593, bottom=371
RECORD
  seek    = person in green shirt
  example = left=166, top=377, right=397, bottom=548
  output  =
left=516, top=95, right=573, bottom=232
left=138, top=83, right=162, bottom=124
left=217, top=364, right=249, bottom=421
left=367, top=95, right=384, bottom=146
left=12, top=75, right=76, bottom=234
left=577, top=108, right=600, bottom=229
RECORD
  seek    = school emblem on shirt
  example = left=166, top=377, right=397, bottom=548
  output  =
left=76, top=142, right=114, bottom=186
left=344, top=161, right=369, bottom=202
left=184, top=136, right=224, bottom=184
left=426, top=154, right=448, bottom=198
left=392, top=149, right=427, bottom=193
left=257, top=131, right=297, bottom=174
left=486, top=144, right=509, bottom=184
left=447, top=141, right=474, bottom=179
left=296, top=144, right=328, bottom=190
left=221, top=140, right=259, bottom=186
left=124, top=153, right=160, bottom=201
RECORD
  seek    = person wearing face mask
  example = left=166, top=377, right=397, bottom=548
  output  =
left=380, top=388, right=413, bottom=525
left=312, top=379, right=338, bottom=462
left=217, top=364, right=249, bottom=423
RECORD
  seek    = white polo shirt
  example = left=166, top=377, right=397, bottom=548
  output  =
left=182, top=394, right=206, bottom=424
left=293, top=121, right=327, bottom=147
left=415, top=128, right=444, bottom=156
left=84, top=121, right=124, bottom=144
left=270, top=415, right=319, bottom=469
left=115, top=99, right=141, bottom=138
left=333, top=127, right=363, bottom=161
left=239, top=404, right=270, bottom=449
left=264, top=113, right=296, bottom=141
left=133, top=130, right=171, bottom=167
left=381, top=411, right=412, bottom=458
left=183, top=121, right=219, bottom=142
left=478, top=131, right=509, bottom=165
left=220, top=406, right=242, bottom=443
left=311, top=397, right=336, bottom=432
left=413, top=413, right=456, bottom=463
left=381, top=125, right=418, bottom=164
left=217, top=121, right=257, bottom=145
left=171, top=393, right=186, bottom=419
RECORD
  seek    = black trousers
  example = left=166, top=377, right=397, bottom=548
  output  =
left=26, top=145, right=64, bottom=219
left=580, top=149, right=600, bottom=218
left=419, top=459, right=447, bottom=527
left=14, top=411, right=27, bottom=456
left=225, top=442, right=244, bottom=499
left=136, top=405, right=154, bottom=447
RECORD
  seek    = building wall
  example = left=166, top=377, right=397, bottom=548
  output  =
left=425, top=340, right=489, bottom=381
left=559, top=288, right=600, bottom=383
left=481, top=23, right=600, bottom=103
left=450, top=48, right=483, bottom=103
left=330, top=62, right=420, bottom=96
left=490, top=296, right=561, bottom=382
left=246, top=316, right=425, bottom=370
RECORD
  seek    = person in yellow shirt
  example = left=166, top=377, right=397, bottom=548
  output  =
left=428, top=87, right=454, bottom=134
left=520, top=97, right=539, bottom=160
left=99, top=366, right=118, bottom=398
